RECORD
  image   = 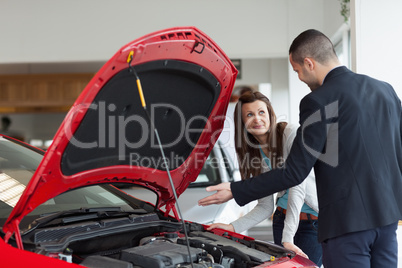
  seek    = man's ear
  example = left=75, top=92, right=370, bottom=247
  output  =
left=304, top=58, right=315, bottom=71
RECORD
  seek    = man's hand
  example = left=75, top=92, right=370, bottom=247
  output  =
left=198, top=182, right=233, bottom=206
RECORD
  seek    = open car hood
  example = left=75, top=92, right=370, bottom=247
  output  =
left=4, top=27, right=237, bottom=236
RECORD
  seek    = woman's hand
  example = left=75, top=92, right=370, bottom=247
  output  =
left=282, top=242, right=309, bottom=259
left=206, top=223, right=234, bottom=232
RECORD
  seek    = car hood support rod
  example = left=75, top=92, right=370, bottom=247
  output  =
left=127, top=51, right=194, bottom=268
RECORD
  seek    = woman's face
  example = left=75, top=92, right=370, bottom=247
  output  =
left=241, top=100, right=270, bottom=141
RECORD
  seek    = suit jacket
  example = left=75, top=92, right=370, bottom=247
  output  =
left=231, top=66, right=402, bottom=242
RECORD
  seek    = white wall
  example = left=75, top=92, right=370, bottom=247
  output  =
left=351, top=0, right=402, bottom=98
left=286, top=1, right=343, bottom=124
left=0, top=0, right=342, bottom=64
left=323, top=0, right=348, bottom=35
left=270, top=58, right=290, bottom=122
left=0, top=0, right=288, bottom=64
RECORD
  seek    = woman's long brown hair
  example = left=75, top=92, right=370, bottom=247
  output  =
left=234, top=91, right=287, bottom=180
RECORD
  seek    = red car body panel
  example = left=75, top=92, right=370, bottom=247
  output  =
left=4, top=27, right=238, bottom=242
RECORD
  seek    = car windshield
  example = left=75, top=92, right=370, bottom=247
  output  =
left=0, top=135, right=231, bottom=234
left=0, top=137, right=42, bottom=212
left=0, top=137, right=143, bottom=231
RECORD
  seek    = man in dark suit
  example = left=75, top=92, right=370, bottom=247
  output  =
left=199, top=29, right=402, bottom=267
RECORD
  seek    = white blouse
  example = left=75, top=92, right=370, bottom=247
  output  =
left=230, top=124, right=319, bottom=244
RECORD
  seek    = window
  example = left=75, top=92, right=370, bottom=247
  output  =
left=333, top=25, right=351, bottom=68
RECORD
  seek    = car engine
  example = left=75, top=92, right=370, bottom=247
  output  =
left=21, top=212, right=294, bottom=268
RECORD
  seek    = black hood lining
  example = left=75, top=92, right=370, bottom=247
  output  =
left=61, top=59, right=220, bottom=176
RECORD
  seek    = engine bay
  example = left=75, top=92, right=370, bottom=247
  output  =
left=20, top=212, right=294, bottom=268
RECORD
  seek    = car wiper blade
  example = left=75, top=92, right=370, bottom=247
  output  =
left=28, top=207, right=141, bottom=230
left=61, top=209, right=135, bottom=224
left=39, top=207, right=122, bottom=220
left=61, top=207, right=148, bottom=224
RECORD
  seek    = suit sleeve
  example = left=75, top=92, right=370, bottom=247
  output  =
left=231, top=94, right=327, bottom=206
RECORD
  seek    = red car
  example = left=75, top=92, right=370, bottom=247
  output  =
left=0, top=27, right=317, bottom=268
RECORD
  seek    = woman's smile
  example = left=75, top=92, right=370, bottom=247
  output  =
left=241, top=100, right=271, bottom=139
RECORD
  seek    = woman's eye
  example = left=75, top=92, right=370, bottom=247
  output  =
left=247, top=113, right=253, bottom=117
left=259, top=110, right=265, bottom=115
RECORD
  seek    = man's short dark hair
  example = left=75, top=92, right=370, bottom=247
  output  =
left=289, top=29, right=337, bottom=65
